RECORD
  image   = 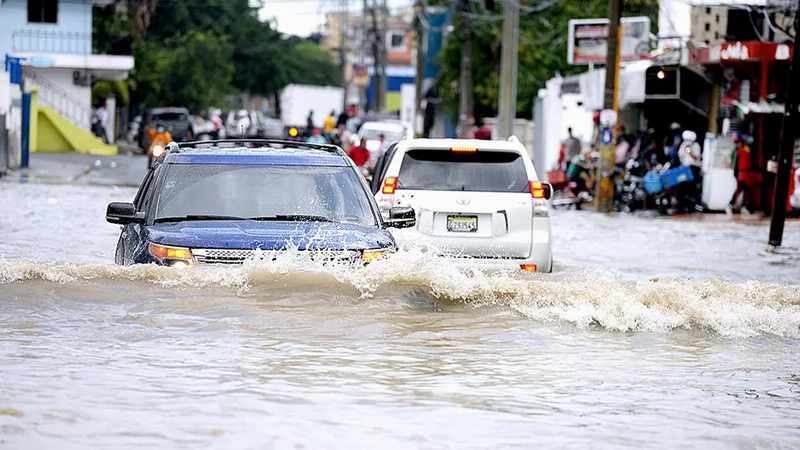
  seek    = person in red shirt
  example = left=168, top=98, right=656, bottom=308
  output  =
left=348, top=138, right=370, bottom=169
left=728, top=134, right=754, bottom=214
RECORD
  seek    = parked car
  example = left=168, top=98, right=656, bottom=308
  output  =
left=254, top=111, right=284, bottom=138
left=106, top=139, right=415, bottom=266
left=371, top=138, right=553, bottom=273
left=138, top=107, right=193, bottom=149
left=357, top=120, right=411, bottom=152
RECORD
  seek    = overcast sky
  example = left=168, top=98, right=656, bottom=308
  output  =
left=259, top=0, right=413, bottom=37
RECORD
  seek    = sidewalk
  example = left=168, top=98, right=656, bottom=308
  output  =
left=1, top=153, right=147, bottom=187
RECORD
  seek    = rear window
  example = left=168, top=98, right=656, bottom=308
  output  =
left=397, top=150, right=529, bottom=192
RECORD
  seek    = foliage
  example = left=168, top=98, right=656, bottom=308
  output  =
left=92, top=80, right=130, bottom=106
left=94, top=0, right=341, bottom=112
left=439, top=0, right=659, bottom=119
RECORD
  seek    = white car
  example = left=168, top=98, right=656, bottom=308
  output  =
left=373, top=138, right=553, bottom=273
left=357, top=121, right=412, bottom=165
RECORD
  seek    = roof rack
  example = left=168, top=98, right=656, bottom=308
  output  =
left=166, top=139, right=345, bottom=156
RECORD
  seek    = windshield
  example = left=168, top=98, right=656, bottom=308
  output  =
left=154, top=164, right=377, bottom=226
left=398, top=150, right=529, bottom=192
left=361, top=127, right=404, bottom=142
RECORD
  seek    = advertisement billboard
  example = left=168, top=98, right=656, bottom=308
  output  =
left=567, top=17, right=651, bottom=65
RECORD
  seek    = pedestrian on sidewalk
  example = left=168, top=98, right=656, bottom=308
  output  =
left=92, top=100, right=109, bottom=144
left=727, top=133, right=754, bottom=215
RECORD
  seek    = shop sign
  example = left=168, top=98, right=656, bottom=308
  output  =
left=692, top=41, right=793, bottom=64
left=567, top=17, right=651, bottom=65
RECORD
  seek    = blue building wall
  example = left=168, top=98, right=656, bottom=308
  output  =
left=0, top=0, right=94, bottom=58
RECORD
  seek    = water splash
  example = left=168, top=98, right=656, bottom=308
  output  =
left=2, top=251, right=799, bottom=337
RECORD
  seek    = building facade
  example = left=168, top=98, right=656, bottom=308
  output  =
left=1, top=0, right=133, bottom=130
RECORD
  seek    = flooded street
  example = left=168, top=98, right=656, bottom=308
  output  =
left=1, top=181, right=800, bottom=449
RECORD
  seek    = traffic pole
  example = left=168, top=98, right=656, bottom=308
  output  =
left=768, top=2, right=800, bottom=248
left=413, top=0, right=425, bottom=137
left=497, top=0, right=520, bottom=139
left=340, top=0, right=349, bottom=113
left=596, top=0, right=623, bottom=213
left=457, top=0, right=474, bottom=138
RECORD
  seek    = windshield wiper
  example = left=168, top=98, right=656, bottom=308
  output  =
left=154, top=214, right=250, bottom=223
left=250, top=214, right=334, bottom=222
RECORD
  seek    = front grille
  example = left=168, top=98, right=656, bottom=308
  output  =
left=192, top=248, right=361, bottom=265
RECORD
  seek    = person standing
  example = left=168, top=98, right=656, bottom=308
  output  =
left=93, top=101, right=109, bottom=143
left=323, top=110, right=336, bottom=135
left=678, top=130, right=703, bottom=211
left=727, top=134, right=754, bottom=215
left=563, top=127, right=581, bottom=162
left=306, top=110, right=315, bottom=134
left=306, top=128, right=327, bottom=144
left=348, top=137, right=371, bottom=175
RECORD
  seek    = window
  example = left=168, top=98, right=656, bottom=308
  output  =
left=28, top=0, right=58, bottom=24
left=389, top=32, right=405, bottom=50
left=398, top=150, right=529, bottom=193
left=705, top=23, right=711, bottom=32
left=155, top=164, right=377, bottom=226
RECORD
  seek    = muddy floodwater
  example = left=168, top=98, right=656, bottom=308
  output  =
left=1, top=182, right=800, bottom=449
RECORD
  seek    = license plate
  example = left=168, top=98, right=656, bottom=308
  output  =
left=447, top=215, right=478, bottom=233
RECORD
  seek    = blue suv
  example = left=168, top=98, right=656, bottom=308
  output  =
left=106, top=140, right=415, bottom=266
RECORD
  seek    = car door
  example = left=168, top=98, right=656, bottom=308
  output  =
left=117, top=168, right=156, bottom=264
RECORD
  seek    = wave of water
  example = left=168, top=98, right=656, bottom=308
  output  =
left=2, top=250, right=799, bottom=338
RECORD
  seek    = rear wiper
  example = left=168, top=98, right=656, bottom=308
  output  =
left=154, top=214, right=250, bottom=223
left=250, top=214, right=334, bottom=222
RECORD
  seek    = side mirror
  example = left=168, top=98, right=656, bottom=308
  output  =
left=106, top=202, right=145, bottom=225
left=384, top=207, right=416, bottom=229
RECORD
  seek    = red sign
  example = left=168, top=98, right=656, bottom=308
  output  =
left=690, top=41, right=793, bottom=64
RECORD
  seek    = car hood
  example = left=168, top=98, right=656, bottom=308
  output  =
left=145, top=220, right=394, bottom=251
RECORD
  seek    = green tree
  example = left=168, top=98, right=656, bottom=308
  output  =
left=439, top=0, right=659, bottom=119
left=94, top=0, right=341, bottom=112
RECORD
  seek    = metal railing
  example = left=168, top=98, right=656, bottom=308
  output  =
left=12, top=29, right=92, bottom=55
left=24, top=68, right=93, bottom=129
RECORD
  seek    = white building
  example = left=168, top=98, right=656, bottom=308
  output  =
left=1, top=0, right=134, bottom=130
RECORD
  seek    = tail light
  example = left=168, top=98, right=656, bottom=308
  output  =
left=520, top=263, right=538, bottom=272
left=382, top=176, right=398, bottom=195
left=450, top=145, right=477, bottom=153
left=529, top=181, right=552, bottom=200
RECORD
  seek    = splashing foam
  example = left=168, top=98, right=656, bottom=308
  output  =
left=2, top=251, right=799, bottom=337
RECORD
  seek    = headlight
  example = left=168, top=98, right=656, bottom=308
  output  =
left=148, top=242, right=193, bottom=264
left=362, top=248, right=391, bottom=263
left=151, top=145, right=165, bottom=158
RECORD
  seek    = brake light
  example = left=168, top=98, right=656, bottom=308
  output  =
left=528, top=181, right=552, bottom=200
left=382, top=176, right=398, bottom=195
left=450, top=145, right=477, bottom=153
left=520, top=263, right=538, bottom=272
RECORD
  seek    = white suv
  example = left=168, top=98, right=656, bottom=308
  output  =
left=372, top=138, right=553, bottom=273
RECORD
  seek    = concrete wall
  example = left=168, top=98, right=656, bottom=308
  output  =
left=0, top=0, right=93, bottom=57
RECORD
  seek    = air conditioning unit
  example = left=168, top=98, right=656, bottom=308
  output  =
left=72, top=70, right=90, bottom=87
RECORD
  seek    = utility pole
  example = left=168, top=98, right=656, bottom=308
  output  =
left=497, top=0, right=520, bottom=139
left=768, top=2, right=800, bottom=247
left=340, top=0, right=349, bottom=113
left=457, top=0, right=474, bottom=138
left=369, top=0, right=383, bottom=111
left=413, top=0, right=425, bottom=137
left=596, top=0, right=623, bottom=213
left=379, top=0, right=388, bottom=111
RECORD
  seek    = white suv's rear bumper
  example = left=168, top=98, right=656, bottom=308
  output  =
left=447, top=252, right=553, bottom=273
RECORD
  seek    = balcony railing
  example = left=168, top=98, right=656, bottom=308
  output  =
left=12, top=29, right=92, bottom=55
